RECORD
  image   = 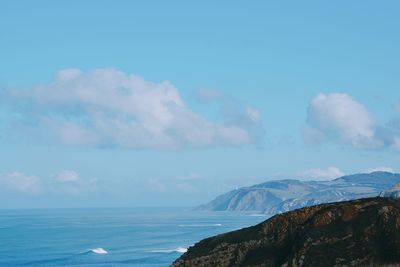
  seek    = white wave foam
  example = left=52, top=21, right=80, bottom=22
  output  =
left=178, top=223, right=222, bottom=227
left=89, top=248, right=108, bottom=254
left=149, top=247, right=187, bottom=253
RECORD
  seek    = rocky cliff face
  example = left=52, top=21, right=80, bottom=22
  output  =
left=173, top=197, right=400, bottom=267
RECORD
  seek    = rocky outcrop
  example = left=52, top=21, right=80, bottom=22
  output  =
left=173, top=197, right=400, bottom=267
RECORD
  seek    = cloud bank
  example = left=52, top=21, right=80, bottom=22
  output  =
left=0, top=172, right=42, bottom=193
left=305, top=93, right=400, bottom=150
left=6, top=68, right=262, bottom=149
left=0, top=170, right=98, bottom=195
left=364, top=166, right=394, bottom=173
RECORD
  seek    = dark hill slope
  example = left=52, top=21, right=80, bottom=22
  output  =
left=172, top=197, right=400, bottom=267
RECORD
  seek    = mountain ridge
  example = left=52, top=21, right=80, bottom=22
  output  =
left=197, top=171, right=400, bottom=214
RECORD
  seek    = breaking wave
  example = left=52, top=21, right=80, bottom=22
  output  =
left=80, top=248, right=108, bottom=255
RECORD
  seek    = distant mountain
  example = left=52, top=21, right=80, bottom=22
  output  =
left=173, top=197, right=400, bottom=267
left=197, top=171, right=400, bottom=214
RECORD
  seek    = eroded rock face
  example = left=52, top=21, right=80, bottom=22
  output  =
left=172, top=197, right=400, bottom=267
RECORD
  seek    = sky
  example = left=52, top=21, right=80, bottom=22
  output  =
left=1, top=0, right=400, bottom=208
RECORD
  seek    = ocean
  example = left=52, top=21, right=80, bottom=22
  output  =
left=0, top=207, right=268, bottom=266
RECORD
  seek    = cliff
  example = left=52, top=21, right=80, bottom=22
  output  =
left=173, top=197, right=400, bottom=267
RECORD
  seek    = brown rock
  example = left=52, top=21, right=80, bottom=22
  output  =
left=172, top=197, right=400, bottom=267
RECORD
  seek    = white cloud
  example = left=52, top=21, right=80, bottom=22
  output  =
left=305, top=93, right=400, bottom=151
left=56, top=170, right=81, bottom=182
left=195, top=88, right=264, bottom=144
left=47, top=121, right=100, bottom=145
left=306, top=93, right=383, bottom=149
left=56, top=68, right=82, bottom=81
left=364, top=166, right=394, bottom=173
left=299, top=166, right=345, bottom=180
left=8, top=68, right=262, bottom=149
left=53, top=170, right=98, bottom=194
left=303, top=93, right=395, bottom=149
left=0, top=172, right=41, bottom=193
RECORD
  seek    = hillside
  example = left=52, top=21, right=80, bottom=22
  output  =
left=380, top=182, right=400, bottom=198
left=197, top=171, right=400, bottom=214
left=173, top=197, right=400, bottom=267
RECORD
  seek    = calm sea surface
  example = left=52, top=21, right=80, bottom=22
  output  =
left=0, top=208, right=268, bottom=266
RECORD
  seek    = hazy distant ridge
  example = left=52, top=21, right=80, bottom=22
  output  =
left=197, top=171, right=400, bottom=214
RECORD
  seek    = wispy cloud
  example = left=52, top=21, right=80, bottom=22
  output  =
left=0, top=170, right=98, bottom=195
left=195, top=89, right=222, bottom=101
left=56, top=170, right=81, bottom=182
left=195, top=88, right=264, bottom=145
left=4, top=68, right=263, bottom=149
left=0, top=172, right=42, bottom=194
left=146, top=178, right=168, bottom=193
left=145, top=172, right=204, bottom=194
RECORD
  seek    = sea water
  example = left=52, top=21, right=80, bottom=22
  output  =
left=0, top=208, right=269, bottom=266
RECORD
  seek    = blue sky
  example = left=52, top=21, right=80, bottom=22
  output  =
left=1, top=0, right=400, bottom=208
